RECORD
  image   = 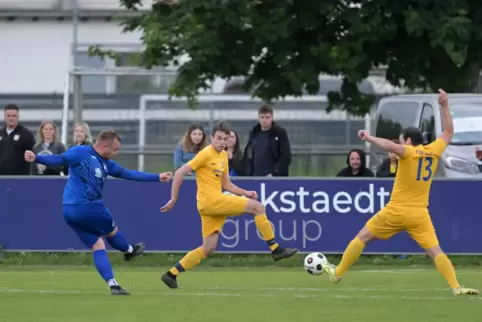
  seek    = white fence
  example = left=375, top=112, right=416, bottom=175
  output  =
left=59, top=69, right=372, bottom=171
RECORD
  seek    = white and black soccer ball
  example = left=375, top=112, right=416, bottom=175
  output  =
left=304, top=252, right=328, bottom=276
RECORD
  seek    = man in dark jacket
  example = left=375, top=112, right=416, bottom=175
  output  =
left=241, top=105, right=292, bottom=176
left=0, top=104, right=36, bottom=175
left=336, top=149, right=374, bottom=177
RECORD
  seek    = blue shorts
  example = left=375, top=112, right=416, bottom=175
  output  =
left=63, top=203, right=117, bottom=248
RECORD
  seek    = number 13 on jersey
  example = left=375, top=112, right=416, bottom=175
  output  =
left=416, top=157, right=434, bottom=181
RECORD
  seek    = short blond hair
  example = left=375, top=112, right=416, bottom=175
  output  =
left=97, top=130, right=121, bottom=142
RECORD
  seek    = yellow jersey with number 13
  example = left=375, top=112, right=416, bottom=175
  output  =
left=387, top=138, right=447, bottom=208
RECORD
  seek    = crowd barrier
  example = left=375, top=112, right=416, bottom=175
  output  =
left=0, top=178, right=480, bottom=254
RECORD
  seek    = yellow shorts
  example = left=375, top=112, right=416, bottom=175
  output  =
left=365, top=206, right=439, bottom=249
left=198, top=194, right=249, bottom=238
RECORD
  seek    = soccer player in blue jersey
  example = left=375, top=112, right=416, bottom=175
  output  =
left=25, top=130, right=172, bottom=295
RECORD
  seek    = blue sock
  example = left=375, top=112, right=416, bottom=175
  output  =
left=93, top=249, right=114, bottom=282
left=106, top=231, right=130, bottom=253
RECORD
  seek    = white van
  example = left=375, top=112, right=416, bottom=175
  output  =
left=371, top=94, right=482, bottom=178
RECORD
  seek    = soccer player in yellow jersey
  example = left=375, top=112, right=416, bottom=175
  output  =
left=159, top=121, right=298, bottom=289
left=323, top=89, right=479, bottom=296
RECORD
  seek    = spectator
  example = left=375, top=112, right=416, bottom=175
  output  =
left=336, top=149, right=374, bottom=177
left=31, top=120, right=66, bottom=176
left=70, top=122, right=93, bottom=148
left=226, top=129, right=244, bottom=176
left=63, top=122, right=93, bottom=176
left=173, top=124, right=208, bottom=173
left=241, top=105, right=292, bottom=176
left=0, top=104, right=35, bottom=175
left=376, top=139, right=399, bottom=177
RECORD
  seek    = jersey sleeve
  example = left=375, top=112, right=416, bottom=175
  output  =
left=426, top=138, right=447, bottom=158
left=63, top=146, right=89, bottom=165
left=107, top=160, right=159, bottom=182
left=398, top=145, right=415, bottom=161
left=36, top=145, right=87, bottom=166
left=187, top=149, right=209, bottom=171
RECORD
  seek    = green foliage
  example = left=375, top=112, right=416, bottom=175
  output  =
left=90, top=0, right=482, bottom=114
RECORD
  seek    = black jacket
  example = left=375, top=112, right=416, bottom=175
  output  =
left=0, top=124, right=36, bottom=175
left=241, top=122, right=292, bottom=176
left=376, top=158, right=398, bottom=177
left=336, top=149, right=374, bottom=177
left=228, top=150, right=244, bottom=176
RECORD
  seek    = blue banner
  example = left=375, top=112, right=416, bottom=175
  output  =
left=0, top=178, right=480, bottom=254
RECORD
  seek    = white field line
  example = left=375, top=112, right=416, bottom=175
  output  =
left=0, top=287, right=480, bottom=301
left=204, top=286, right=451, bottom=292
left=358, top=269, right=482, bottom=275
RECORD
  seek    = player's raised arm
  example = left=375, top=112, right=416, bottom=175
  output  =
left=107, top=160, right=170, bottom=182
left=25, top=145, right=88, bottom=167
left=437, top=89, right=454, bottom=145
left=358, top=130, right=406, bottom=158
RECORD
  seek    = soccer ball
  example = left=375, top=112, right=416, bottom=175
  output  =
left=304, top=252, right=328, bottom=275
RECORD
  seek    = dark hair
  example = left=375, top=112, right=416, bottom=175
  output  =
left=97, top=130, right=121, bottom=142
left=225, top=129, right=240, bottom=153
left=180, top=123, right=207, bottom=153
left=400, top=127, right=424, bottom=146
left=258, top=104, right=273, bottom=115
left=211, top=121, right=231, bottom=136
left=4, top=104, right=19, bottom=112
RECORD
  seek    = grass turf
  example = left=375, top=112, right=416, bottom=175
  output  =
left=0, top=265, right=480, bottom=322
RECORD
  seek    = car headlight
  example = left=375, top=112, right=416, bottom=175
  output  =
left=444, top=156, right=480, bottom=174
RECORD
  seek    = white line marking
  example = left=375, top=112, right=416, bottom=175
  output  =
left=205, top=286, right=451, bottom=292
left=358, top=269, right=482, bottom=276
left=0, top=288, right=480, bottom=301
left=360, top=269, right=430, bottom=274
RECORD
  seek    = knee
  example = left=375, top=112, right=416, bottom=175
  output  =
left=91, top=238, right=106, bottom=251
left=202, top=237, right=218, bottom=256
left=105, top=227, right=118, bottom=238
left=356, top=227, right=376, bottom=244
left=251, top=201, right=265, bottom=216
left=202, top=244, right=216, bottom=256
left=426, top=245, right=443, bottom=259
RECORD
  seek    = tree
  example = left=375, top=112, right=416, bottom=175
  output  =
left=92, top=0, right=482, bottom=115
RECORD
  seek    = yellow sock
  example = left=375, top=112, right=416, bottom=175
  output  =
left=335, top=237, right=365, bottom=277
left=254, top=214, right=279, bottom=251
left=169, top=247, right=207, bottom=276
left=434, top=254, right=460, bottom=289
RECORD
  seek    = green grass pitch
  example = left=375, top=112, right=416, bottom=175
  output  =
left=0, top=266, right=481, bottom=322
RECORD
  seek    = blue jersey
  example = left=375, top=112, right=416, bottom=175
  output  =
left=35, top=145, right=159, bottom=204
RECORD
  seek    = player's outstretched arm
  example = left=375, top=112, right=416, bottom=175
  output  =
left=437, top=89, right=454, bottom=145
left=160, top=164, right=191, bottom=212
left=107, top=161, right=168, bottom=182
left=161, top=151, right=208, bottom=212
left=25, top=146, right=86, bottom=166
left=170, top=164, right=192, bottom=200
left=27, top=152, right=64, bottom=166
left=358, top=130, right=406, bottom=158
